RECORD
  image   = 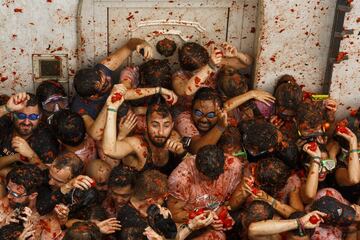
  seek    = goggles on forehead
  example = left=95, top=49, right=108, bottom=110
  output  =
left=42, top=95, right=68, bottom=112
left=305, top=159, right=336, bottom=173
left=14, top=112, right=40, bottom=121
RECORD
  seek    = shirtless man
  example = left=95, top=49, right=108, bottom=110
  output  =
left=103, top=92, right=185, bottom=173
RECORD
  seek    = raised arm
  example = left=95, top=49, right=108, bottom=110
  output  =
left=300, top=143, right=321, bottom=204
left=102, top=87, right=135, bottom=159
left=100, top=38, right=152, bottom=71
left=125, top=87, right=178, bottom=105
left=220, top=42, right=253, bottom=69
left=335, top=127, right=360, bottom=186
left=223, top=89, right=275, bottom=112
left=0, top=92, right=30, bottom=118
left=87, top=84, right=127, bottom=140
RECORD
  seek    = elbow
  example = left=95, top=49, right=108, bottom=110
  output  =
left=102, top=146, right=113, bottom=156
left=348, top=175, right=360, bottom=185
left=304, top=191, right=315, bottom=202
left=90, top=132, right=102, bottom=141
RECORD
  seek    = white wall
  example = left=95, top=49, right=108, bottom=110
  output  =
left=0, top=0, right=79, bottom=94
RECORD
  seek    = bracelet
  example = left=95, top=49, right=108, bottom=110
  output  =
left=107, top=108, right=117, bottom=113
left=296, top=218, right=305, bottom=237
left=180, top=223, right=193, bottom=232
left=350, top=149, right=360, bottom=153
left=311, top=156, right=321, bottom=165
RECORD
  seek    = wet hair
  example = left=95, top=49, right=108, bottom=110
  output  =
left=133, top=170, right=168, bottom=200
left=218, top=126, right=242, bottom=150
left=118, top=227, right=147, bottom=240
left=241, top=120, right=279, bottom=155
left=108, top=165, right=137, bottom=188
left=74, top=68, right=101, bottom=98
left=25, top=93, right=40, bottom=108
left=139, top=59, right=172, bottom=89
left=192, top=87, right=223, bottom=109
left=63, top=221, right=102, bottom=240
left=195, top=145, right=225, bottom=180
left=53, top=152, right=84, bottom=178
left=0, top=94, right=10, bottom=105
left=256, top=157, right=290, bottom=197
left=30, top=127, right=59, bottom=164
left=147, top=204, right=177, bottom=238
left=66, top=188, right=99, bottom=213
left=156, top=38, right=177, bottom=57
left=6, top=164, right=44, bottom=195
left=72, top=205, right=108, bottom=223
left=36, top=80, right=66, bottom=103
left=51, top=110, right=85, bottom=147
left=0, top=223, right=24, bottom=240
left=243, top=200, right=274, bottom=228
left=288, top=211, right=315, bottom=237
left=217, top=66, right=249, bottom=98
left=274, top=75, right=303, bottom=112
left=275, top=141, right=299, bottom=169
left=178, top=42, right=209, bottom=71
left=117, top=102, right=130, bottom=119
left=146, top=96, right=173, bottom=122
left=311, top=196, right=355, bottom=227
left=296, top=102, right=325, bottom=130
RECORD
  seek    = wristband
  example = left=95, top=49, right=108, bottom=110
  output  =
left=296, top=218, right=305, bottom=237
left=311, top=156, right=321, bottom=162
left=311, top=158, right=321, bottom=167
left=180, top=223, right=193, bottom=232
left=107, top=108, right=117, bottom=113
left=350, top=149, right=360, bottom=153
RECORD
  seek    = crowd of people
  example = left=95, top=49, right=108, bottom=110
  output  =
left=0, top=37, right=359, bottom=240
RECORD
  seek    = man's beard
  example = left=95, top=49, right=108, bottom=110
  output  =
left=9, top=200, right=30, bottom=210
left=148, top=134, right=170, bottom=148
left=14, top=122, right=35, bottom=137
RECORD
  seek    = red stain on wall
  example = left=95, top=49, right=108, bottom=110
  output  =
left=14, top=8, right=23, bottom=13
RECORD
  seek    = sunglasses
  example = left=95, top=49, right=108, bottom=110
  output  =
left=193, top=110, right=216, bottom=119
left=305, top=159, right=336, bottom=173
left=14, top=112, right=40, bottom=121
left=7, top=186, right=28, bottom=198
